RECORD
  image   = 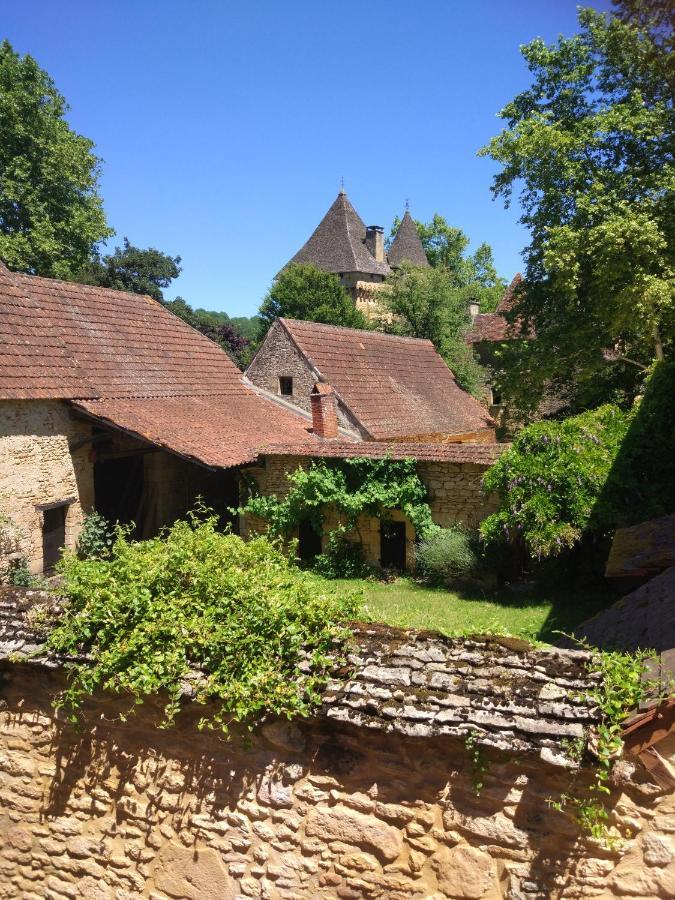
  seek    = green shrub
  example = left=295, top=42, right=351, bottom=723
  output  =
left=76, top=511, right=114, bottom=560
left=481, top=404, right=632, bottom=558
left=312, top=527, right=373, bottom=579
left=48, top=512, right=362, bottom=731
left=415, top=527, right=477, bottom=583
left=8, top=557, right=34, bottom=586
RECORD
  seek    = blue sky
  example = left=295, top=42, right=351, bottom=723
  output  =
left=4, top=1, right=610, bottom=317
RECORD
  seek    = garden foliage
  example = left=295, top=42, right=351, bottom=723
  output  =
left=48, top=513, right=361, bottom=731
left=415, top=527, right=477, bottom=584
left=75, top=511, right=115, bottom=560
left=480, top=405, right=632, bottom=558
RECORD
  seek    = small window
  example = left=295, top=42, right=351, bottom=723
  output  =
left=42, top=503, right=68, bottom=571
left=279, top=376, right=293, bottom=396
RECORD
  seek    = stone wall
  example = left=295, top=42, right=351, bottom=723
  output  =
left=242, top=456, right=499, bottom=566
left=0, top=662, right=673, bottom=899
left=0, top=400, right=94, bottom=574
left=418, top=460, right=500, bottom=530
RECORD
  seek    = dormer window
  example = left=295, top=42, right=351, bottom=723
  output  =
left=279, top=376, right=293, bottom=396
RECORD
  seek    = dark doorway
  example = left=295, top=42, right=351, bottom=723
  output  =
left=380, top=520, right=406, bottom=570
left=94, top=455, right=145, bottom=537
left=191, top=470, right=240, bottom=533
left=42, top=504, right=67, bottom=571
left=298, top=519, right=322, bottom=562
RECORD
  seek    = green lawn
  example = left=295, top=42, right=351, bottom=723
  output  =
left=314, top=576, right=619, bottom=645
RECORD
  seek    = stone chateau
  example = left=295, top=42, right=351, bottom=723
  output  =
left=284, top=190, right=429, bottom=318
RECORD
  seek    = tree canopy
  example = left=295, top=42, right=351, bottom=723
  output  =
left=480, top=0, right=674, bottom=415
left=80, top=238, right=182, bottom=301
left=383, top=264, right=487, bottom=397
left=257, top=263, right=367, bottom=339
left=388, top=213, right=506, bottom=312
left=0, top=40, right=112, bottom=277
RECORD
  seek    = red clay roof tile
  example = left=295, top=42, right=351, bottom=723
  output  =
left=279, top=318, right=494, bottom=440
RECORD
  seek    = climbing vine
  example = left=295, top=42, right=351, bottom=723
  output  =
left=47, top=512, right=361, bottom=732
left=238, top=456, right=438, bottom=545
left=550, top=647, right=652, bottom=843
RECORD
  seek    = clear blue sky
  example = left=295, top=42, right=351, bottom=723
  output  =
left=4, top=0, right=610, bottom=317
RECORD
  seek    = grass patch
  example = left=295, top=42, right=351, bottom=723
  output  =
left=313, top=576, right=619, bottom=644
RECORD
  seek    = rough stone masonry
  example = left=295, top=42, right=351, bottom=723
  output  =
left=0, top=587, right=673, bottom=899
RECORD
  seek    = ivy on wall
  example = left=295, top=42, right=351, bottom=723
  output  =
left=237, top=457, right=438, bottom=543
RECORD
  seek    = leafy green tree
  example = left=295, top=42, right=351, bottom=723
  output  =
left=258, top=264, right=367, bottom=339
left=80, top=238, right=181, bottom=301
left=479, top=0, right=674, bottom=416
left=163, top=295, right=251, bottom=367
left=388, top=214, right=506, bottom=311
left=384, top=264, right=487, bottom=396
left=0, top=40, right=112, bottom=277
left=481, top=404, right=632, bottom=558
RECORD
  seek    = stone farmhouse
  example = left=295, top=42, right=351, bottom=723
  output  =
left=284, top=189, right=428, bottom=318
left=0, top=261, right=505, bottom=575
left=245, top=318, right=495, bottom=443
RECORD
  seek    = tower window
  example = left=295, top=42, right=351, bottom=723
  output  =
left=279, top=376, right=293, bottom=396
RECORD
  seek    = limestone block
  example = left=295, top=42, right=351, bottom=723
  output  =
left=304, top=805, right=403, bottom=863
left=432, top=844, right=498, bottom=898
left=152, top=842, right=236, bottom=899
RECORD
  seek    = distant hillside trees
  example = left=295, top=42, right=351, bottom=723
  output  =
left=79, top=238, right=182, bottom=301
left=0, top=40, right=112, bottom=277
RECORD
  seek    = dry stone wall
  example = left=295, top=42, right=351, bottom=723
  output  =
left=0, top=662, right=673, bottom=900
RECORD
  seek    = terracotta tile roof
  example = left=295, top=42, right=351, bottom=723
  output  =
left=465, top=273, right=524, bottom=345
left=0, top=263, right=93, bottom=399
left=73, top=396, right=321, bottom=469
left=1, top=264, right=502, bottom=470
left=279, top=318, right=494, bottom=440
left=261, top=440, right=508, bottom=465
left=387, top=211, right=430, bottom=269
left=0, top=263, right=335, bottom=467
left=605, top=514, right=675, bottom=580
left=4, top=270, right=244, bottom=398
left=286, top=191, right=391, bottom=278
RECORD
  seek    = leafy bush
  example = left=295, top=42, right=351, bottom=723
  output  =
left=0, top=515, right=25, bottom=585
left=415, top=527, right=477, bottom=583
left=8, top=557, right=34, bottom=586
left=481, top=405, right=632, bottom=558
left=312, top=527, right=373, bottom=579
left=48, top=512, right=362, bottom=731
left=76, top=511, right=114, bottom=560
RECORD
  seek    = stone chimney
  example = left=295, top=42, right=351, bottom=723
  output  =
left=310, top=383, right=338, bottom=438
left=468, top=301, right=480, bottom=321
left=364, top=225, right=385, bottom=263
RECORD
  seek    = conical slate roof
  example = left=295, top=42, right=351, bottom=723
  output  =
left=287, top=191, right=391, bottom=277
left=387, top=210, right=430, bottom=268
left=496, top=272, right=524, bottom=313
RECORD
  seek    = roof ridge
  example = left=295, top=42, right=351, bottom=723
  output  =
left=13, top=270, right=163, bottom=306
left=280, top=317, right=435, bottom=345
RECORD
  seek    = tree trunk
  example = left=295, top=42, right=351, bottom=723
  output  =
left=653, top=324, right=665, bottom=362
